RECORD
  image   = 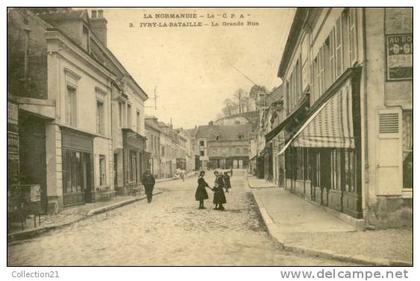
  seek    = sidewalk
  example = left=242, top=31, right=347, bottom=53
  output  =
left=248, top=175, right=278, bottom=188
left=8, top=190, right=162, bottom=242
left=248, top=179, right=413, bottom=266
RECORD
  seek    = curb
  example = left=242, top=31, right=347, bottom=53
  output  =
left=248, top=181, right=412, bottom=266
left=8, top=191, right=163, bottom=243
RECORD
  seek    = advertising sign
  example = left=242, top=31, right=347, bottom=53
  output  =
left=386, top=34, right=412, bottom=80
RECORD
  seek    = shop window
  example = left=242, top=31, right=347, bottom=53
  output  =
left=63, top=150, right=83, bottom=194
left=296, top=147, right=304, bottom=180
left=403, top=110, right=413, bottom=189
left=99, top=155, right=106, bottom=186
left=344, top=150, right=355, bottom=192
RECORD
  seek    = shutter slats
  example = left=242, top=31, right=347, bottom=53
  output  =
left=379, top=113, right=399, bottom=134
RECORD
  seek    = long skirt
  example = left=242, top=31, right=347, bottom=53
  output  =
left=195, top=186, right=209, bottom=201
left=213, top=189, right=227, bottom=204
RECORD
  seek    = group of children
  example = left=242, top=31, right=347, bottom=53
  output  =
left=194, top=170, right=232, bottom=210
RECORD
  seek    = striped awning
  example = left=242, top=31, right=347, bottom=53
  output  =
left=292, top=80, right=354, bottom=148
left=278, top=79, right=354, bottom=155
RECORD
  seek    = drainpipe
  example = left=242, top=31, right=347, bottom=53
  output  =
left=361, top=8, right=369, bottom=218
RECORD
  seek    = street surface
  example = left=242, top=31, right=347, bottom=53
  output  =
left=8, top=170, right=355, bottom=266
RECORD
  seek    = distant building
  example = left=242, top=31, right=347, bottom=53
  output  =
left=145, top=116, right=162, bottom=178
left=194, top=124, right=252, bottom=170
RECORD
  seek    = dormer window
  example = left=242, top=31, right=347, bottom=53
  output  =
left=82, top=25, right=90, bottom=52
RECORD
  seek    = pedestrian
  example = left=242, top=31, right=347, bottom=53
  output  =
left=212, top=170, right=226, bottom=211
left=180, top=170, right=185, bottom=181
left=195, top=171, right=212, bottom=209
left=223, top=171, right=231, bottom=193
left=142, top=168, right=156, bottom=203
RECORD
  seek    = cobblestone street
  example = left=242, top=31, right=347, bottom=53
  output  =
left=8, top=171, right=355, bottom=266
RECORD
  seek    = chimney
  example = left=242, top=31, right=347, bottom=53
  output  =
left=90, top=9, right=107, bottom=47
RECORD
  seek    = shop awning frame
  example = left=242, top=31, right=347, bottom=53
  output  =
left=278, top=66, right=362, bottom=155
left=265, top=93, right=309, bottom=143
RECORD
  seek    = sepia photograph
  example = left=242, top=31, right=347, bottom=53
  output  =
left=5, top=4, right=414, bottom=271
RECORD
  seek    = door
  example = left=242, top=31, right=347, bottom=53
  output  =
left=83, top=153, right=93, bottom=203
left=239, top=160, right=243, bottom=169
left=19, top=114, right=47, bottom=212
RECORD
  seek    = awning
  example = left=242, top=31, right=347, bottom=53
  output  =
left=265, top=93, right=309, bottom=143
left=278, top=78, right=355, bottom=155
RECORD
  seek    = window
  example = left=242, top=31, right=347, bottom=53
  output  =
left=82, top=25, right=90, bottom=51
left=199, top=140, right=204, bottom=146
left=242, top=147, right=248, bottom=154
left=235, top=147, right=240, bottom=154
left=99, top=155, right=106, bottom=186
left=349, top=8, right=358, bottom=65
left=66, top=86, right=77, bottom=127
left=402, top=110, right=412, bottom=189
left=127, top=104, right=132, bottom=128
left=118, top=102, right=125, bottom=127
left=329, top=29, right=336, bottom=84
left=96, top=100, right=105, bottom=134
left=313, top=56, right=320, bottom=100
left=129, top=151, right=137, bottom=182
left=136, top=110, right=141, bottom=132
left=335, top=16, right=344, bottom=77
left=238, top=134, right=244, bottom=140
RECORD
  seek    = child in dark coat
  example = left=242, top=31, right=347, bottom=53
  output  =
left=195, top=171, right=211, bottom=209
left=212, top=171, right=226, bottom=211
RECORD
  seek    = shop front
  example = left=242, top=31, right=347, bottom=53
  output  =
left=122, top=128, right=146, bottom=194
left=61, top=127, right=94, bottom=207
left=280, top=68, right=362, bottom=218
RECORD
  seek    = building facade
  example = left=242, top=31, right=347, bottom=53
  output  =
left=145, top=116, right=162, bottom=177
left=194, top=124, right=252, bottom=170
left=7, top=8, right=148, bottom=212
left=266, top=8, right=412, bottom=227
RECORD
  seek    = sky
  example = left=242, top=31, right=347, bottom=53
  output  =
left=104, top=8, right=295, bottom=129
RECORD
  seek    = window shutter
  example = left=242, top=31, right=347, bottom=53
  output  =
left=378, top=112, right=399, bottom=135
left=376, top=108, right=402, bottom=195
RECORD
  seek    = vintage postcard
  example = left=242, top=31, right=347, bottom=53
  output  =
left=6, top=6, right=413, bottom=272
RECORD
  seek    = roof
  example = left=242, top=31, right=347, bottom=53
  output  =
left=196, top=124, right=252, bottom=141
left=277, top=8, right=309, bottom=78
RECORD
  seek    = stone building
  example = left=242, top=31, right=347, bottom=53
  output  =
left=266, top=8, right=412, bottom=227
left=145, top=116, right=162, bottom=178
left=194, top=123, right=252, bottom=170
left=7, top=8, right=148, bottom=212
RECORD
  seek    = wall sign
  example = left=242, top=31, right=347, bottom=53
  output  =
left=386, top=34, right=412, bottom=81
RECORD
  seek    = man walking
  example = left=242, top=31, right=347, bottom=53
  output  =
left=142, top=169, right=156, bottom=203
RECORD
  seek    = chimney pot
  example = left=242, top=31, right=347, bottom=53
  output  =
left=98, top=10, right=103, bottom=18
left=91, top=10, right=97, bottom=18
